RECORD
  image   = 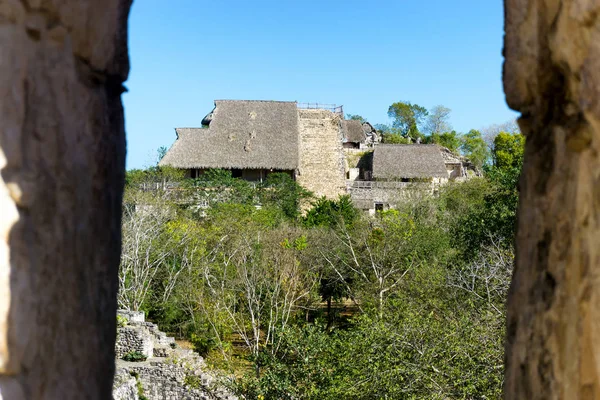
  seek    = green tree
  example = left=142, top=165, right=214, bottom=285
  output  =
left=260, top=172, right=312, bottom=220
left=192, top=168, right=257, bottom=205
left=382, top=133, right=411, bottom=144
left=382, top=132, right=411, bottom=144
left=461, top=129, right=490, bottom=168
left=430, top=130, right=461, bottom=153
left=387, top=101, right=428, bottom=140
left=303, top=195, right=358, bottom=229
left=345, top=114, right=366, bottom=123
left=372, top=123, right=411, bottom=144
left=493, top=131, right=525, bottom=169
left=125, top=165, right=185, bottom=188
left=156, top=146, right=168, bottom=164
left=373, top=123, right=390, bottom=133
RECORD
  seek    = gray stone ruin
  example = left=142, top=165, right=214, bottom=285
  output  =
left=113, top=310, right=236, bottom=400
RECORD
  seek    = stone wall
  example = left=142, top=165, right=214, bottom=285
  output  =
left=118, top=310, right=146, bottom=324
left=113, top=369, right=139, bottom=400
left=348, top=185, right=434, bottom=213
left=297, top=109, right=346, bottom=199
left=113, top=311, right=236, bottom=400
left=116, top=327, right=154, bottom=359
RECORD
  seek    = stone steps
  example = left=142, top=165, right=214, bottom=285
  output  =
left=113, top=310, right=235, bottom=400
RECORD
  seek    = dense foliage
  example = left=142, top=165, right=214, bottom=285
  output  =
left=119, top=167, right=520, bottom=399
left=118, top=132, right=525, bottom=398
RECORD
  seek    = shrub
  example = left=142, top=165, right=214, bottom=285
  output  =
left=184, top=375, right=203, bottom=389
left=116, top=315, right=128, bottom=328
left=303, top=195, right=358, bottom=228
left=122, top=351, right=147, bottom=362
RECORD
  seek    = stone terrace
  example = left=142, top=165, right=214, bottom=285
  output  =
left=113, top=310, right=236, bottom=400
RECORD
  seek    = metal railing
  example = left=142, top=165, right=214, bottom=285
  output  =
left=297, top=103, right=344, bottom=115
left=346, top=181, right=430, bottom=190
left=139, top=181, right=262, bottom=192
left=139, top=182, right=181, bottom=191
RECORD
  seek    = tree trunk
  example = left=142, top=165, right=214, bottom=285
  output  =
left=0, top=1, right=132, bottom=399
left=504, top=1, right=600, bottom=398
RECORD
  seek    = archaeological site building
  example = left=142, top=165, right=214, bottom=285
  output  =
left=160, top=100, right=478, bottom=212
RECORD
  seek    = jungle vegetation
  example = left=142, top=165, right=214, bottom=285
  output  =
left=121, top=130, right=523, bottom=399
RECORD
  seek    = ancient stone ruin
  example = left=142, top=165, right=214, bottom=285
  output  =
left=1, top=0, right=600, bottom=399
left=112, top=310, right=236, bottom=400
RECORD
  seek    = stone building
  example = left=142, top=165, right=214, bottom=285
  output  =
left=160, top=100, right=346, bottom=199
left=341, top=120, right=379, bottom=149
left=346, top=144, right=480, bottom=213
left=112, top=310, right=235, bottom=400
left=160, top=100, right=477, bottom=210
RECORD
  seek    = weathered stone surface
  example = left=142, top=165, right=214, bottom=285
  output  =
left=503, top=1, right=600, bottom=399
left=118, top=310, right=147, bottom=324
left=297, top=109, right=346, bottom=200
left=116, top=327, right=155, bottom=359
left=114, top=313, right=235, bottom=400
left=0, top=1, right=132, bottom=398
left=113, top=369, right=139, bottom=400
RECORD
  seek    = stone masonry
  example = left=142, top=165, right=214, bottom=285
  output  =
left=297, top=109, right=347, bottom=200
left=113, top=311, right=236, bottom=400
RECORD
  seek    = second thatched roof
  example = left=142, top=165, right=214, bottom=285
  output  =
left=372, top=144, right=449, bottom=179
left=343, top=120, right=367, bottom=143
left=160, top=100, right=299, bottom=170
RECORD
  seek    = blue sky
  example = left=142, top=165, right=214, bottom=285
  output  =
left=124, top=0, right=518, bottom=169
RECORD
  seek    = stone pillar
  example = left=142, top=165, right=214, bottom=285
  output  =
left=504, top=1, right=600, bottom=399
left=0, top=1, right=132, bottom=399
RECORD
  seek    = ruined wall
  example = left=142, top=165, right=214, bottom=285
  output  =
left=114, top=311, right=236, bottom=400
left=297, top=110, right=346, bottom=199
left=503, top=1, right=600, bottom=399
left=112, top=370, right=139, bottom=400
left=348, top=185, right=434, bottom=213
left=116, top=327, right=154, bottom=359
left=0, top=1, right=132, bottom=399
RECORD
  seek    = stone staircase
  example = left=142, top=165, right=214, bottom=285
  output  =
left=113, top=310, right=236, bottom=400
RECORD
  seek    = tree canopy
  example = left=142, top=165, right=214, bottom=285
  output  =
left=493, top=131, right=525, bottom=170
left=345, top=114, right=366, bottom=123
left=461, top=129, right=490, bottom=168
left=424, top=105, right=452, bottom=135
left=429, top=130, right=462, bottom=153
left=387, top=101, right=428, bottom=140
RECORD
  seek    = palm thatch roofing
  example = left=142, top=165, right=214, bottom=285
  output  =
left=343, top=120, right=367, bottom=143
left=372, top=144, right=449, bottom=179
left=160, top=100, right=299, bottom=170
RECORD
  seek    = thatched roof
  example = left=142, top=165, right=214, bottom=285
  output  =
left=160, top=100, right=299, bottom=170
left=343, top=120, right=367, bottom=143
left=362, top=121, right=376, bottom=133
left=372, top=144, right=448, bottom=179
